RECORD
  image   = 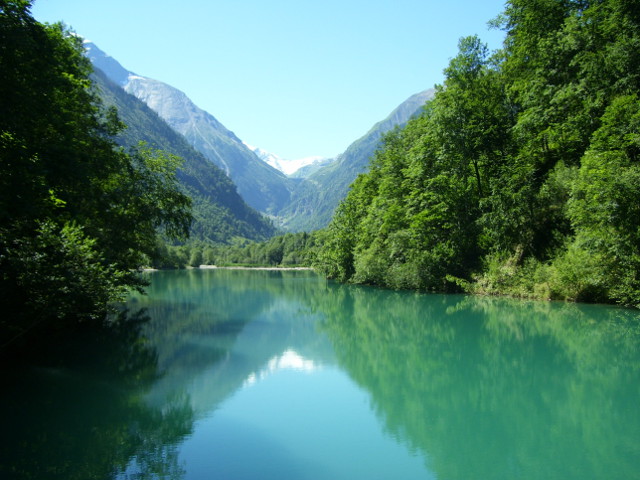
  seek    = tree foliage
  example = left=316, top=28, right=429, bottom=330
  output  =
left=0, top=1, right=192, bottom=348
left=318, top=0, right=640, bottom=307
left=155, top=231, right=324, bottom=269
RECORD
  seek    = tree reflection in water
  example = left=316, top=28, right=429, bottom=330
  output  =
left=3, top=271, right=639, bottom=480
left=320, top=286, right=640, bottom=480
left=0, top=309, right=194, bottom=480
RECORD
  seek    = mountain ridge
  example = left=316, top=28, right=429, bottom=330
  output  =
left=86, top=40, right=434, bottom=233
left=276, top=88, right=435, bottom=231
left=86, top=41, right=294, bottom=215
left=90, top=67, right=276, bottom=243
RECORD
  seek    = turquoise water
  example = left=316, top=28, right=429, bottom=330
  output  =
left=2, top=268, right=640, bottom=479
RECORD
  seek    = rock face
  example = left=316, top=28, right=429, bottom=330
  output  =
left=91, top=67, right=276, bottom=243
left=277, top=89, right=435, bottom=232
left=86, top=42, right=294, bottom=215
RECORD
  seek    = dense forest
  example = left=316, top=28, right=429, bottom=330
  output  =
left=316, top=0, right=640, bottom=308
left=157, top=231, right=324, bottom=269
left=0, top=1, right=191, bottom=349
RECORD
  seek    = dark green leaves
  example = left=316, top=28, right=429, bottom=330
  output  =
left=0, top=1, right=193, bottom=347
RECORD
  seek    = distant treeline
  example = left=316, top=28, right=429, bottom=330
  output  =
left=152, top=231, right=324, bottom=269
left=315, top=0, right=640, bottom=308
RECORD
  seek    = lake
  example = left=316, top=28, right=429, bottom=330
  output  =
left=2, top=268, right=640, bottom=479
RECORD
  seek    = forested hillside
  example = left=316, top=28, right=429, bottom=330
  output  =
left=278, top=90, right=434, bottom=231
left=92, top=68, right=276, bottom=244
left=318, top=0, right=640, bottom=308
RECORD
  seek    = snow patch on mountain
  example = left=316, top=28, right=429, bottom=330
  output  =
left=244, top=143, right=327, bottom=176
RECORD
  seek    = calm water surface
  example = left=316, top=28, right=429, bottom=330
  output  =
left=2, top=269, right=640, bottom=479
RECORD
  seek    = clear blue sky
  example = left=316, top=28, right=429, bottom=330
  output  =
left=32, top=0, right=507, bottom=160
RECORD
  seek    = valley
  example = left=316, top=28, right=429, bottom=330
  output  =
left=87, top=41, right=433, bottom=233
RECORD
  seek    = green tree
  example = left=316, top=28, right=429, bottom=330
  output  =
left=319, top=36, right=513, bottom=291
left=0, top=1, right=192, bottom=348
left=487, top=0, right=640, bottom=257
left=563, top=95, right=640, bottom=306
left=317, top=0, right=640, bottom=307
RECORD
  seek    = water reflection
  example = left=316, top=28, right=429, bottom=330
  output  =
left=128, top=269, right=334, bottom=419
left=244, top=349, right=321, bottom=387
left=129, top=270, right=640, bottom=479
left=320, top=286, right=640, bottom=480
left=2, top=270, right=639, bottom=479
left=0, top=309, right=194, bottom=480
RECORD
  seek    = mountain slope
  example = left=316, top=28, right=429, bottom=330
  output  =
left=91, top=67, right=276, bottom=243
left=277, top=89, right=435, bottom=231
left=86, top=42, right=294, bottom=215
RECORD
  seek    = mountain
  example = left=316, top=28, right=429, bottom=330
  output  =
left=288, top=157, right=336, bottom=179
left=276, top=89, right=435, bottom=231
left=91, top=67, right=276, bottom=243
left=86, top=42, right=294, bottom=215
left=244, top=143, right=333, bottom=177
left=86, top=40, right=434, bottom=232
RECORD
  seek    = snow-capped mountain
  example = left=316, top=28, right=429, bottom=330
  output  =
left=244, top=144, right=330, bottom=177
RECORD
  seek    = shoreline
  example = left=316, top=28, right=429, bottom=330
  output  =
left=198, top=265, right=314, bottom=271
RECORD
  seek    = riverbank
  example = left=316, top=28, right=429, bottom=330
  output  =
left=198, top=265, right=314, bottom=271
